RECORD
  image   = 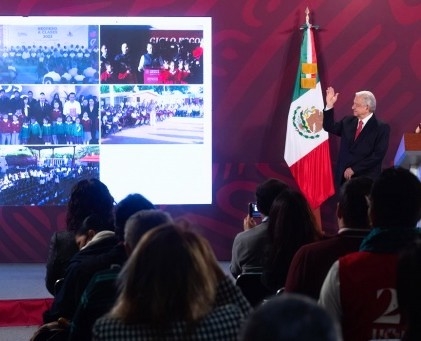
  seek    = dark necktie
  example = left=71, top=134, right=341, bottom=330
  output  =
left=355, top=120, right=363, bottom=140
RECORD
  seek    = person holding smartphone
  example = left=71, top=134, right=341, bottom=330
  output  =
left=230, top=178, right=288, bottom=278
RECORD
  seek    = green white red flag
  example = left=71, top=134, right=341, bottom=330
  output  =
left=283, top=11, right=334, bottom=209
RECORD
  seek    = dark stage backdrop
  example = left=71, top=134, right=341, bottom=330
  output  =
left=1, top=0, right=420, bottom=262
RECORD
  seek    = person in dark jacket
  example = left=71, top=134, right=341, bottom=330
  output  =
left=45, top=178, right=115, bottom=295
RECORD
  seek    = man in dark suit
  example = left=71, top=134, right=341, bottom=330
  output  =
left=322, top=87, right=390, bottom=187
left=33, top=92, right=52, bottom=124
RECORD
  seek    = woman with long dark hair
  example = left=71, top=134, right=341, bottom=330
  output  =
left=262, top=188, right=321, bottom=292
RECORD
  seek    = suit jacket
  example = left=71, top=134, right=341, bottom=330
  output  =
left=230, top=221, right=269, bottom=278
left=33, top=100, right=52, bottom=124
left=323, top=108, right=390, bottom=186
left=43, top=233, right=126, bottom=323
left=45, top=230, right=78, bottom=296
left=284, top=228, right=369, bottom=300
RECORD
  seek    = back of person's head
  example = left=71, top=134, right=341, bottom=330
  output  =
left=111, top=223, right=223, bottom=326
left=66, top=178, right=115, bottom=232
left=369, top=167, right=421, bottom=228
left=337, top=176, right=373, bottom=229
left=76, top=213, right=112, bottom=236
left=397, top=238, right=421, bottom=340
left=255, top=178, right=289, bottom=216
left=268, top=188, right=318, bottom=259
left=124, top=209, right=172, bottom=252
left=75, top=213, right=115, bottom=250
left=114, top=193, right=155, bottom=241
left=240, top=294, right=341, bottom=341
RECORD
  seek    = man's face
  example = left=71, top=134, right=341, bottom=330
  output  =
left=147, top=44, right=153, bottom=54
left=75, top=234, right=89, bottom=249
left=352, top=95, right=370, bottom=119
left=121, top=43, right=128, bottom=54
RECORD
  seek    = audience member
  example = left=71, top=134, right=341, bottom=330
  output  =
left=261, top=188, right=321, bottom=293
left=240, top=294, right=342, bottom=341
left=93, top=223, right=252, bottom=340
left=230, top=178, right=289, bottom=278
left=45, top=178, right=114, bottom=295
left=113, top=193, right=155, bottom=242
left=397, top=238, right=421, bottom=341
left=284, top=177, right=373, bottom=300
left=319, top=167, right=421, bottom=341
left=43, top=212, right=122, bottom=323
left=69, top=209, right=171, bottom=341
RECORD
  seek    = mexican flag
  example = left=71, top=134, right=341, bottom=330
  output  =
left=283, top=20, right=334, bottom=209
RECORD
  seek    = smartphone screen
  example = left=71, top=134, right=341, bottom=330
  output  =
left=248, top=202, right=260, bottom=218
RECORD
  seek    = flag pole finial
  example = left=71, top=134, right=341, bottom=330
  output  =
left=301, top=7, right=319, bottom=30
left=305, top=7, right=311, bottom=27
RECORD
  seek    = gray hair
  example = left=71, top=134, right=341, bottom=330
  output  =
left=124, top=209, right=172, bottom=250
left=355, top=90, right=376, bottom=112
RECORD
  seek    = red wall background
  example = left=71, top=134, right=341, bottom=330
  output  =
left=0, top=0, right=420, bottom=262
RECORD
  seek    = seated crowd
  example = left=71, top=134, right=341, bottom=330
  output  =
left=0, top=165, right=99, bottom=206
left=31, top=165, right=421, bottom=340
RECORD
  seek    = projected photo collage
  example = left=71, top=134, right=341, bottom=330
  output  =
left=0, top=17, right=212, bottom=206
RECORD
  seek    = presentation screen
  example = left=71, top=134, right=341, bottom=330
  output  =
left=0, top=16, right=212, bottom=205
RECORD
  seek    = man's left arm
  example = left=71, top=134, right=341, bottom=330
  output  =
left=230, top=235, right=243, bottom=278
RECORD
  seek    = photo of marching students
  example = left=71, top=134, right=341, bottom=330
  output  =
left=100, top=85, right=204, bottom=144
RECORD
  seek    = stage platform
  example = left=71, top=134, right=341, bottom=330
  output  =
left=0, top=264, right=52, bottom=341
